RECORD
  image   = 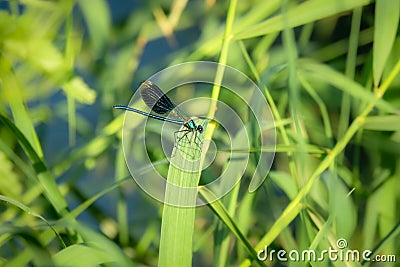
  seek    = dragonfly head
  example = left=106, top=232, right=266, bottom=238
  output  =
left=197, top=125, right=203, bottom=133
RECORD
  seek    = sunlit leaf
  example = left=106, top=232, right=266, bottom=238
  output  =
left=62, top=77, right=97, bottom=105
left=373, top=0, right=400, bottom=86
left=234, top=0, right=372, bottom=39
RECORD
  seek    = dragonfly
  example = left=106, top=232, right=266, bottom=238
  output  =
left=113, top=81, right=204, bottom=150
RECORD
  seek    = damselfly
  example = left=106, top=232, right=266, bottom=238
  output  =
left=114, top=81, right=203, bottom=150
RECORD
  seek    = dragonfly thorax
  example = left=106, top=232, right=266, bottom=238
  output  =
left=184, top=119, right=203, bottom=133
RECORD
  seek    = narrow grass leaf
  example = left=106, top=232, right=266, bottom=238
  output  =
left=363, top=115, right=400, bottom=131
left=307, top=27, right=374, bottom=62
left=215, top=127, right=249, bottom=267
left=373, top=0, right=400, bottom=86
left=0, top=226, right=53, bottom=266
left=0, top=60, right=43, bottom=157
left=158, top=125, right=204, bottom=267
left=199, top=187, right=266, bottom=267
left=215, top=183, right=240, bottom=267
left=362, top=222, right=400, bottom=265
left=77, top=0, right=111, bottom=55
left=0, top=114, right=69, bottom=216
left=324, top=172, right=357, bottom=239
left=54, top=244, right=115, bottom=267
left=56, top=222, right=132, bottom=267
left=136, top=222, right=159, bottom=257
left=362, top=177, right=398, bottom=257
left=70, top=176, right=131, bottom=219
left=375, top=178, right=397, bottom=255
left=0, top=195, right=66, bottom=248
left=299, top=60, right=397, bottom=113
left=253, top=191, right=304, bottom=252
left=115, top=146, right=129, bottom=246
left=234, top=0, right=372, bottom=40
left=67, top=94, right=76, bottom=146
left=269, top=171, right=298, bottom=200
left=299, top=74, right=333, bottom=140
left=236, top=192, right=255, bottom=262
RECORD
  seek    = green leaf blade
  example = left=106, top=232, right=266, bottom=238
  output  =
left=373, top=0, right=400, bottom=86
left=158, top=122, right=204, bottom=267
left=364, top=115, right=400, bottom=131
left=234, top=0, right=372, bottom=40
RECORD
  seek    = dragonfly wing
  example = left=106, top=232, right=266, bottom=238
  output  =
left=140, top=81, right=175, bottom=114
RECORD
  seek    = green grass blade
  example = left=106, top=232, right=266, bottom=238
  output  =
left=115, top=146, right=129, bottom=246
left=234, top=0, right=371, bottom=40
left=299, top=60, right=397, bottom=113
left=235, top=192, right=256, bottom=263
left=0, top=195, right=66, bottom=248
left=206, top=0, right=237, bottom=121
left=69, top=176, right=131, bottom=219
left=77, top=0, right=111, bottom=55
left=282, top=0, right=307, bottom=186
left=269, top=171, right=298, bottom=200
left=337, top=7, right=362, bottom=164
left=54, top=244, right=116, bottom=267
left=363, top=115, right=400, bottom=131
left=0, top=225, right=53, bottom=266
left=214, top=181, right=240, bottom=267
left=54, top=222, right=132, bottom=267
left=373, top=0, right=400, bottom=86
left=307, top=27, right=374, bottom=62
left=67, top=93, right=76, bottom=146
left=199, top=187, right=267, bottom=267
left=62, top=76, right=96, bottom=146
left=0, top=114, right=69, bottom=216
left=362, top=221, right=400, bottom=265
left=0, top=59, right=43, bottom=158
left=299, top=74, right=333, bottom=141
left=158, top=125, right=204, bottom=267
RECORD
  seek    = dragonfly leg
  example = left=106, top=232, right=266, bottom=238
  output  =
left=174, top=129, right=190, bottom=144
left=193, top=131, right=203, bottom=150
left=172, top=129, right=190, bottom=155
left=172, top=129, right=202, bottom=158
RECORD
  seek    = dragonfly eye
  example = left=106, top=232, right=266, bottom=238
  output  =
left=197, top=125, right=203, bottom=133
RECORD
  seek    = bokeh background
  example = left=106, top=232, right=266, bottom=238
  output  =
left=0, top=0, right=399, bottom=266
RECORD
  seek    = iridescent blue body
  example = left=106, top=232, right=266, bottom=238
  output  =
left=113, top=81, right=203, bottom=137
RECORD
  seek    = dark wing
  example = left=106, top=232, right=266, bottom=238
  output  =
left=140, top=81, right=176, bottom=115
